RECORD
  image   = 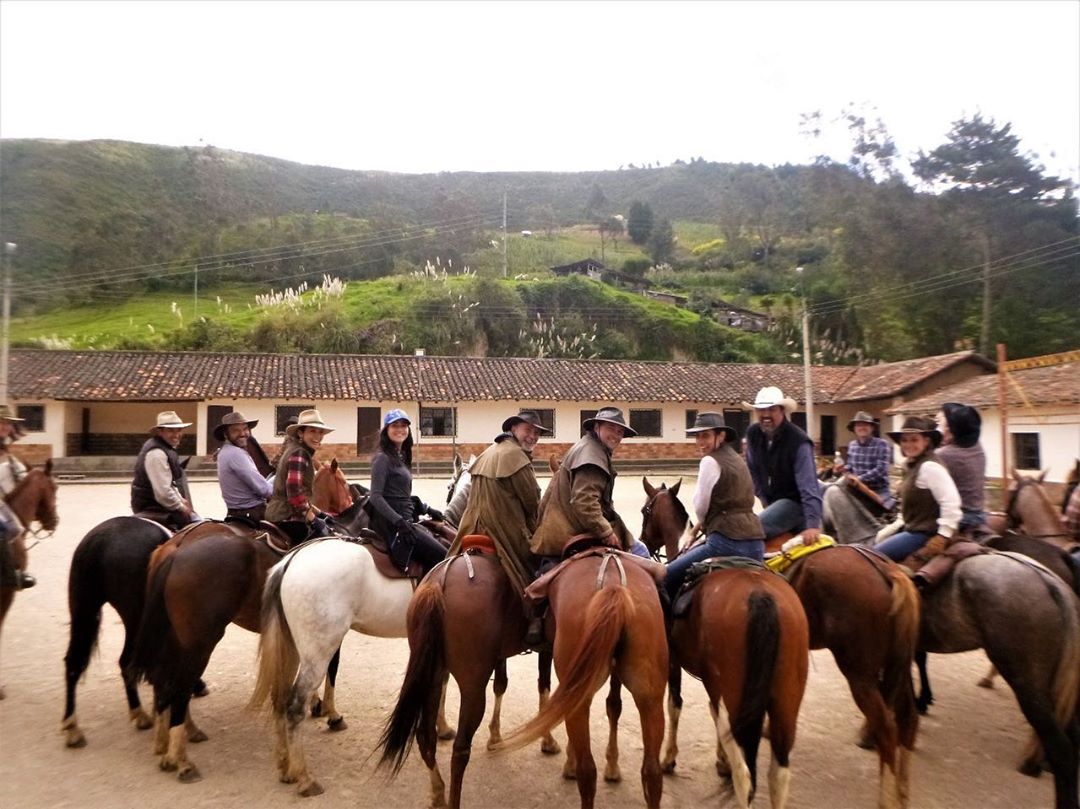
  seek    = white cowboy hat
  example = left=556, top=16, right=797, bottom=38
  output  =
left=743, top=386, right=798, bottom=413
left=286, top=408, right=335, bottom=437
left=151, top=410, right=192, bottom=431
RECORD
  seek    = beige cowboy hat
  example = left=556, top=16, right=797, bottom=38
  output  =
left=685, top=411, right=737, bottom=442
left=151, top=410, right=192, bottom=431
left=743, top=386, right=798, bottom=413
left=846, top=410, right=879, bottom=432
left=286, top=408, right=334, bottom=438
left=501, top=409, right=553, bottom=435
left=582, top=406, right=638, bottom=438
left=887, top=415, right=942, bottom=448
left=214, top=410, right=259, bottom=441
left=0, top=404, right=25, bottom=422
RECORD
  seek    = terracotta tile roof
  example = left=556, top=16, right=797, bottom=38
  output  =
left=889, top=361, right=1080, bottom=413
left=8, top=349, right=991, bottom=405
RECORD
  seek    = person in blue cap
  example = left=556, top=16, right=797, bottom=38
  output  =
left=367, top=409, right=447, bottom=573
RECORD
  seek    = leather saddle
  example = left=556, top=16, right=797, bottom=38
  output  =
left=352, top=529, right=425, bottom=579
left=672, top=556, right=768, bottom=619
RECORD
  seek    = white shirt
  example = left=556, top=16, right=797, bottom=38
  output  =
left=691, top=455, right=722, bottom=526
left=0, top=452, right=27, bottom=497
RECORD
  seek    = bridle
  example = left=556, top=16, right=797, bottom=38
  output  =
left=1004, top=477, right=1072, bottom=541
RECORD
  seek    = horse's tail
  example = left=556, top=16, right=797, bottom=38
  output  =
left=1046, top=575, right=1080, bottom=730
left=127, top=548, right=176, bottom=685
left=248, top=560, right=298, bottom=714
left=495, top=585, right=633, bottom=754
left=376, top=581, right=447, bottom=775
left=882, top=566, right=921, bottom=696
left=730, top=589, right=780, bottom=789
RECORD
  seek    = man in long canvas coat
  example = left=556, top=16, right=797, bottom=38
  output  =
left=449, top=410, right=550, bottom=596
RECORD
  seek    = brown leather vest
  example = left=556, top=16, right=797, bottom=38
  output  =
left=703, top=443, right=765, bottom=540
left=900, top=453, right=939, bottom=534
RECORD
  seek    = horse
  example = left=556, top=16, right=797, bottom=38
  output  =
left=639, top=478, right=920, bottom=809
left=492, top=549, right=669, bottom=809
left=664, top=565, right=809, bottom=809
left=60, top=461, right=353, bottom=749
left=0, top=462, right=59, bottom=698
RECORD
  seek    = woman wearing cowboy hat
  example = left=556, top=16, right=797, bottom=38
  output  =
left=663, top=412, right=765, bottom=598
left=874, top=416, right=961, bottom=563
left=216, top=411, right=273, bottom=525
left=366, top=409, right=447, bottom=574
left=266, top=409, right=335, bottom=546
left=130, top=411, right=200, bottom=530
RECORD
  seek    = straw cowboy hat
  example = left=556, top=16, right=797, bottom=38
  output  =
left=501, top=409, right=552, bottom=435
left=743, top=386, right=798, bottom=413
left=286, top=409, right=334, bottom=438
left=151, top=411, right=192, bottom=431
left=887, top=415, right=942, bottom=447
left=0, top=404, right=25, bottom=422
left=685, top=411, right=737, bottom=443
left=846, top=410, right=879, bottom=432
left=582, top=406, right=638, bottom=438
left=213, top=410, right=259, bottom=442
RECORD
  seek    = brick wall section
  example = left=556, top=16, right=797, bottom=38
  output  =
left=307, top=441, right=700, bottom=465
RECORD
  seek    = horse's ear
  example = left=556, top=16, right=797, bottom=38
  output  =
left=549, top=455, right=561, bottom=473
left=643, top=477, right=656, bottom=496
left=453, top=454, right=462, bottom=475
left=670, top=479, right=681, bottom=498
left=330, top=457, right=339, bottom=472
left=1012, top=468, right=1023, bottom=483
left=44, top=458, right=53, bottom=476
left=1038, top=468, right=1048, bottom=483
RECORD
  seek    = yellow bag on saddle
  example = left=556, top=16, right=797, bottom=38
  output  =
left=765, top=535, right=836, bottom=575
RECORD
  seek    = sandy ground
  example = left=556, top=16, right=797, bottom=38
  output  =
left=0, top=475, right=1055, bottom=809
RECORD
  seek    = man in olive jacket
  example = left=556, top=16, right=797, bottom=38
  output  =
left=449, top=410, right=551, bottom=596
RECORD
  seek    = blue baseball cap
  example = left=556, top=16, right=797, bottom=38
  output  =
left=383, top=409, right=412, bottom=428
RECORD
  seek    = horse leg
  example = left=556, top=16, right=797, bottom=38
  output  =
left=603, top=673, right=622, bottom=783
left=161, top=696, right=201, bottom=783
left=280, top=661, right=327, bottom=797
left=486, top=659, right=508, bottom=750
left=448, top=678, right=488, bottom=809
left=914, top=648, right=933, bottom=714
left=711, top=698, right=752, bottom=809
left=661, top=659, right=682, bottom=773
left=977, top=663, right=999, bottom=689
left=436, top=671, right=457, bottom=741
left=415, top=678, right=447, bottom=809
left=845, top=671, right=902, bottom=809
left=632, top=686, right=665, bottom=809
left=313, top=646, right=345, bottom=731
left=537, top=649, right=560, bottom=754
left=118, top=626, right=153, bottom=731
left=564, top=704, right=598, bottom=809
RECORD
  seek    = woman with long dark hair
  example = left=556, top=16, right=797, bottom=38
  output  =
left=367, top=409, right=447, bottom=573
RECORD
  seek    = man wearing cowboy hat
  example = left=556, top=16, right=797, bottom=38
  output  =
left=131, top=411, right=201, bottom=530
left=216, top=411, right=273, bottom=525
left=450, top=410, right=550, bottom=599
left=0, top=404, right=28, bottom=498
left=821, top=410, right=895, bottom=545
left=266, top=409, right=335, bottom=546
left=744, top=387, right=823, bottom=543
left=664, top=412, right=765, bottom=597
left=0, top=404, right=34, bottom=589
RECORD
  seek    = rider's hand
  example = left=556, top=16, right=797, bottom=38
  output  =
left=800, top=527, right=822, bottom=545
left=426, top=506, right=445, bottom=522
left=678, top=523, right=698, bottom=553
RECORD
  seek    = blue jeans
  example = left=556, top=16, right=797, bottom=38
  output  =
left=875, top=530, right=932, bottom=562
left=758, top=498, right=806, bottom=539
left=664, top=532, right=765, bottom=597
left=628, top=539, right=651, bottom=559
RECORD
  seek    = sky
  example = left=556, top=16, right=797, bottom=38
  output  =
left=2, top=0, right=1078, bottom=184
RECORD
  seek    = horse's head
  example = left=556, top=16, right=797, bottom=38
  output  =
left=312, top=458, right=352, bottom=517
left=1006, top=468, right=1066, bottom=538
left=9, top=460, right=59, bottom=533
left=639, top=476, right=686, bottom=559
left=443, top=454, right=475, bottom=528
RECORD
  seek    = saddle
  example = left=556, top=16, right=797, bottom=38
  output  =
left=671, top=556, right=769, bottom=619
left=906, top=538, right=990, bottom=591
left=352, top=529, right=425, bottom=579
left=525, top=544, right=665, bottom=604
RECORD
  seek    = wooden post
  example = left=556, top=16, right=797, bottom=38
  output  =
left=997, top=343, right=1008, bottom=485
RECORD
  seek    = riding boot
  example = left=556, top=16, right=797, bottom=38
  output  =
left=525, top=600, right=547, bottom=648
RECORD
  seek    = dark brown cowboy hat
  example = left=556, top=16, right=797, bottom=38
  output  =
left=887, top=415, right=942, bottom=447
left=582, top=406, right=638, bottom=438
left=685, top=411, right=736, bottom=442
left=846, top=410, right=879, bottom=432
left=214, top=410, right=259, bottom=442
left=502, top=409, right=552, bottom=435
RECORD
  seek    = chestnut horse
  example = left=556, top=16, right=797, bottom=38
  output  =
left=639, top=479, right=920, bottom=809
left=665, top=565, right=809, bottom=809
left=493, top=549, right=668, bottom=809
left=0, top=463, right=59, bottom=698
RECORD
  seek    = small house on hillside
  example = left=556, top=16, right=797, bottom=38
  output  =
left=551, top=259, right=649, bottom=292
left=711, top=300, right=772, bottom=332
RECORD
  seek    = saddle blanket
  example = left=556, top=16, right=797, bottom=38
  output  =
left=765, top=535, right=836, bottom=575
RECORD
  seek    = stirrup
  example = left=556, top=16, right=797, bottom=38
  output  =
left=17, top=572, right=36, bottom=590
left=525, top=616, right=545, bottom=648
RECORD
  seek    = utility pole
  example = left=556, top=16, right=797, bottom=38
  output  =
left=193, top=264, right=199, bottom=320
left=502, top=191, right=508, bottom=279
left=0, top=242, right=15, bottom=405
left=797, top=266, right=815, bottom=445
left=979, top=231, right=991, bottom=357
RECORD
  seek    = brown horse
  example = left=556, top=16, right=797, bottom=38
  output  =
left=639, top=480, right=920, bottom=809
left=664, top=566, right=809, bottom=808
left=493, top=549, right=668, bottom=809
left=377, top=549, right=559, bottom=809
left=0, top=462, right=59, bottom=697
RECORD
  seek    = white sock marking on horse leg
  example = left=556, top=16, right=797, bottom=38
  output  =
left=163, top=724, right=185, bottom=771
left=897, top=746, right=912, bottom=807
left=768, top=756, right=791, bottom=809
left=661, top=693, right=680, bottom=770
left=488, top=691, right=503, bottom=747
left=879, top=763, right=901, bottom=809
left=539, top=689, right=560, bottom=753
left=428, top=762, right=447, bottom=809
left=714, top=699, right=752, bottom=808
left=152, top=712, right=169, bottom=755
left=604, top=705, right=620, bottom=782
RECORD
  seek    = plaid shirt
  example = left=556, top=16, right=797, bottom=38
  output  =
left=846, top=436, right=892, bottom=498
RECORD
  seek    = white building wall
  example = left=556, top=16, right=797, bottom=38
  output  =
left=978, top=407, right=1080, bottom=483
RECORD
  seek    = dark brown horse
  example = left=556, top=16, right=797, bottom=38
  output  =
left=639, top=480, right=920, bottom=809
left=493, top=550, right=668, bottom=809
left=665, top=566, right=809, bottom=808
left=0, top=463, right=59, bottom=698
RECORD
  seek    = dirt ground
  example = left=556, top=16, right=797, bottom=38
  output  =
left=0, top=476, right=1055, bottom=808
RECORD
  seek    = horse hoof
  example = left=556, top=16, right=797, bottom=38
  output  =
left=977, top=677, right=994, bottom=689
left=327, top=716, right=347, bottom=732
left=299, top=780, right=325, bottom=797
left=540, top=738, right=561, bottom=755
left=192, top=682, right=210, bottom=698
left=437, top=727, right=456, bottom=741
left=65, top=732, right=88, bottom=749
left=855, top=735, right=875, bottom=751
left=160, top=758, right=178, bottom=773
left=310, top=699, right=324, bottom=718
left=661, top=759, right=676, bottom=774
left=603, top=768, right=621, bottom=783
left=178, top=766, right=203, bottom=784
left=188, top=729, right=209, bottom=744
left=133, top=712, right=154, bottom=731
left=486, top=736, right=502, bottom=752
left=1018, top=759, right=1043, bottom=778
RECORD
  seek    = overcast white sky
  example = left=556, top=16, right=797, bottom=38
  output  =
left=2, top=0, right=1078, bottom=183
